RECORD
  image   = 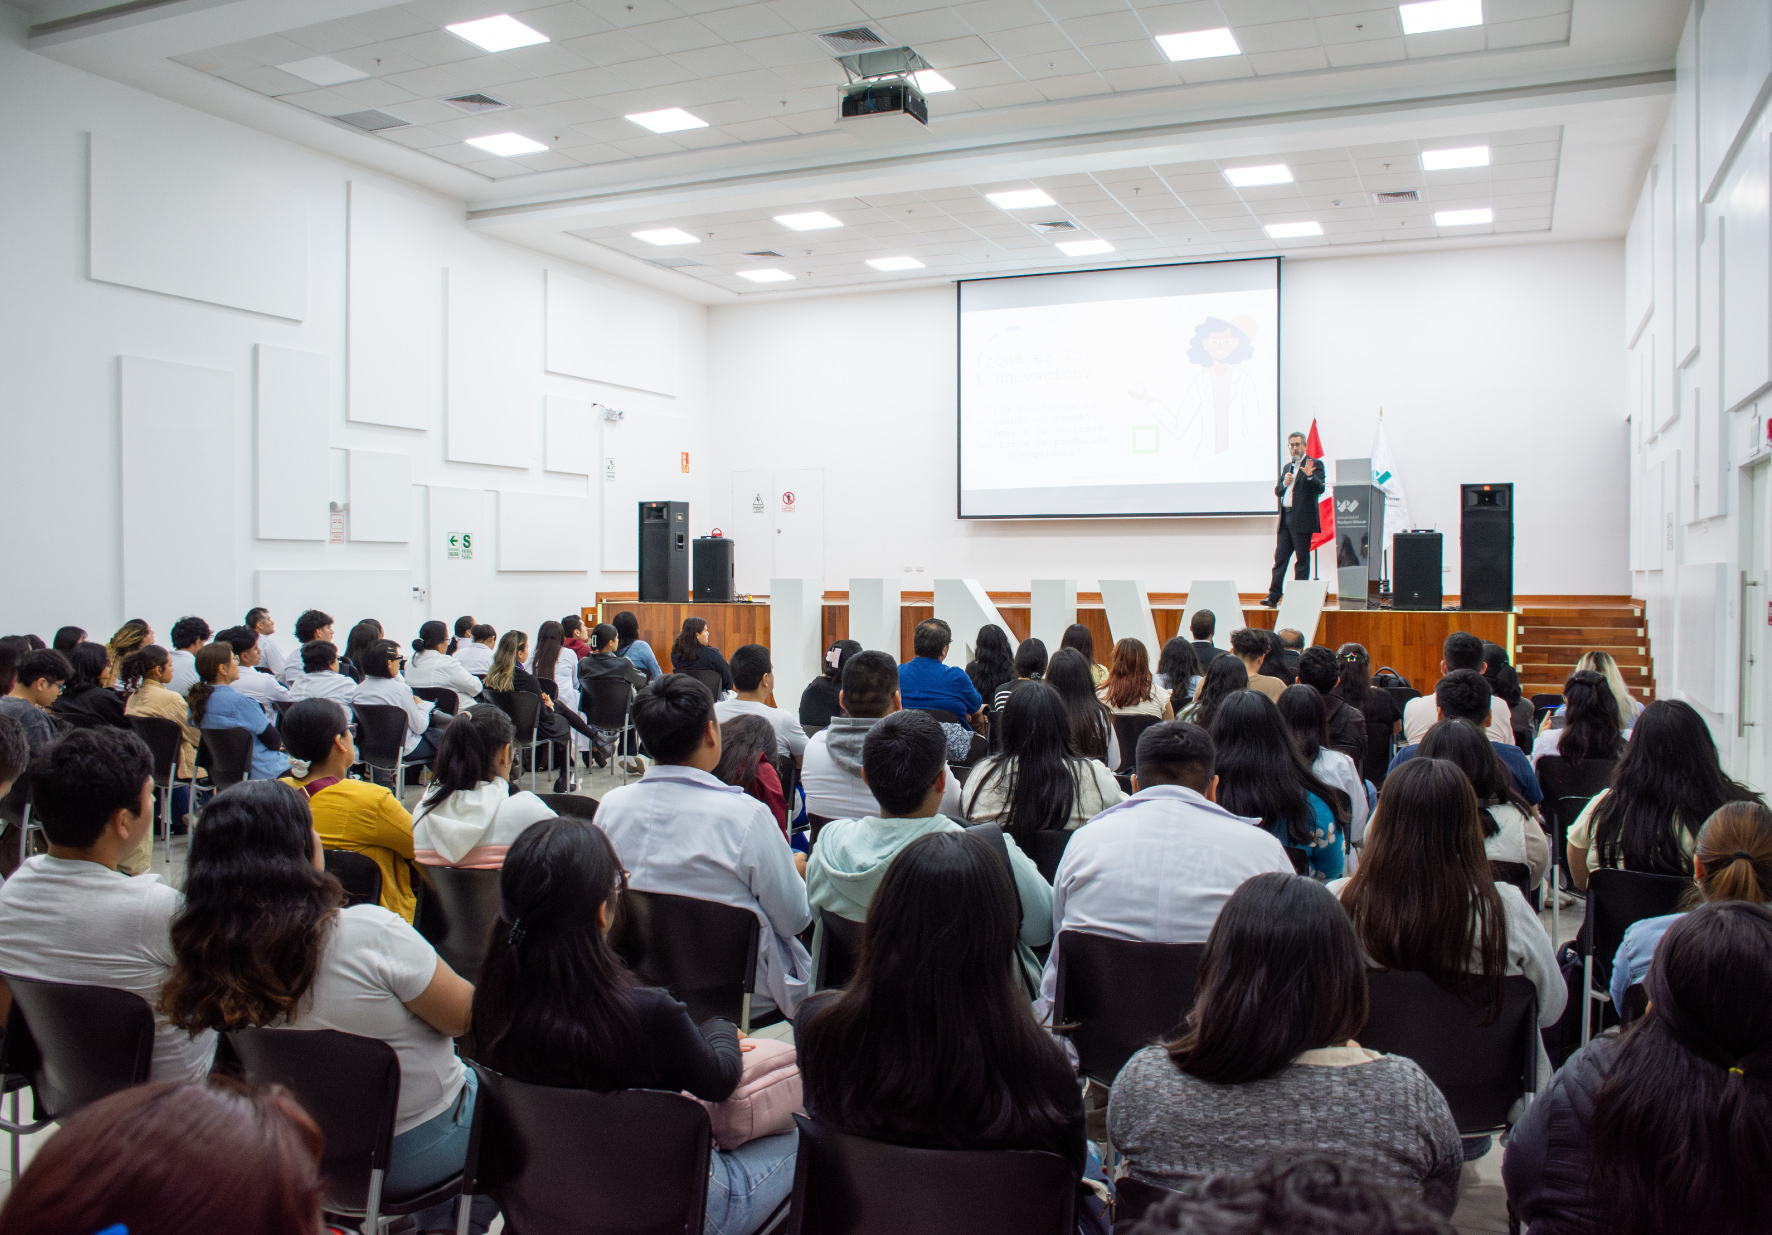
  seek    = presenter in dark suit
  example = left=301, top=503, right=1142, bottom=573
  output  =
left=1263, top=431, right=1324, bottom=607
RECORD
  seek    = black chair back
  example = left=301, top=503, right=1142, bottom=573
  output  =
left=817, top=909, right=865, bottom=990
left=788, top=1114, right=1077, bottom=1235
left=464, top=1065, right=711, bottom=1235
left=487, top=689, right=542, bottom=739
left=580, top=677, right=636, bottom=730
left=1359, top=971, right=1539, bottom=1133
left=1109, top=714, right=1161, bottom=774
left=1382, top=684, right=1421, bottom=712
left=1053, top=930, right=1205, bottom=1086
left=1620, top=982, right=1649, bottom=1026
left=1531, top=693, right=1565, bottom=733
left=198, top=727, right=254, bottom=790
left=411, top=686, right=459, bottom=716
left=415, top=864, right=503, bottom=983
left=352, top=704, right=409, bottom=772
left=128, top=715, right=184, bottom=787
left=1489, top=860, right=1533, bottom=897
left=0, top=977, right=155, bottom=1121
left=535, top=793, right=599, bottom=820
left=612, top=890, right=760, bottom=1026
left=324, top=849, right=383, bottom=908
left=686, top=668, right=725, bottom=700
left=1583, top=868, right=1690, bottom=983
left=1018, top=828, right=1073, bottom=883
left=1112, top=1177, right=1180, bottom=1230
left=808, top=813, right=836, bottom=846
left=1535, top=756, right=1618, bottom=859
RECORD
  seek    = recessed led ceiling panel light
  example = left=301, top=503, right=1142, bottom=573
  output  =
left=738, top=268, right=796, bottom=283
left=464, top=132, right=547, bottom=156
left=445, top=14, right=550, bottom=52
left=1264, top=221, right=1324, bottom=238
left=911, top=70, right=955, bottom=93
left=1057, top=239, right=1115, bottom=257
left=1155, top=27, right=1242, bottom=61
left=278, top=55, right=369, bottom=86
left=986, top=188, right=1056, bottom=210
left=775, top=212, right=842, bottom=231
left=1398, top=0, right=1483, bottom=35
left=1434, top=208, right=1493, bottom=226
left=1224, top=164, right=1294, bottom=187
left=626, top=108, right=709, bottom=134
left=633, top=228, right=700, bottom=245
left=867, top=256, right=926, bottom=270
left=1422, top=145, right=1491, bottom=170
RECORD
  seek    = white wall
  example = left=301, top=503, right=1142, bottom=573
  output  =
left=0, top=11, right=709, bottom=647
left=707, top=241, right=1627, bottom=597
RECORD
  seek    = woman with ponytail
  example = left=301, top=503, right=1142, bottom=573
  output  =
left=405, top=620, right=483, bottom=710
left=410, top=705, right=555, bottom=869
left=187, top=642, right=288, bottom=781
left=122, top=645, right=199, bottom=780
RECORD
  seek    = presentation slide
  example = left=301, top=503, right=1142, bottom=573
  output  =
left=958, top=257, right=1280, bottom=518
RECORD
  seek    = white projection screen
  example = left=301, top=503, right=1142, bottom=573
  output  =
left=958, top=257, right=1280, bottom=518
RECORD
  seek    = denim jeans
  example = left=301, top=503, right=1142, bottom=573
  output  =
left=704, top=1128, right=798, bottom=1235
left=384, top=1068, right=498, bottom=1234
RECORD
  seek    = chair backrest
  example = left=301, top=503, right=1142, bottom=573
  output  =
left=464, top=1066, right=711, bottom=1235
left=1109, top=714, right=1161, bottom=774
left=1620, top=982, right=1649, bottom=1026
left=1585, top=868, right=1691, bottom=981
left=415, top=864, right=504, bottom=983
left=127, top=715, right=184, bottom=786
left=789, top=1114, right=1077, bottom=1235
left=817, top=909, right=866, bottom=990
left=352, top=703, right=409, bottom=768
left=1382, top=684, right=1421, bottom=711
left=612, top=890, right=760, bottom=1024
left=1017, top=828, right=1072, bottom=884
left=1489, top=860, right=1533, bottom=897
left=1112, top=1177, right=1180, bottom=1229
left=808, top=813, right=835, bottom=846
left=487, top=689, right=542, bottom=738
left=1359, top=971, right=1539, bottom=1133
left=324, top=848, right=383, bottom=908
left=411, top=686, right=459, bottom=716
left=198, top=727, right=255, bottom=789
left=228, top=1027, right=401, bottom=1214
left=535, top=792, right=599, bottom=820
left=686, top=668, right=725, bottom=699
left=1053, top=930, right=1205, bottom=1087
left=580, top=677, right=635, bottom=729
left=0, top=976, right=155, bottom=1121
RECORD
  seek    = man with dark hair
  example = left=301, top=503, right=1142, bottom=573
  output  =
left=1402, top=630, right=1514, bottom=743
left=453, top=615, right=476, bottom=640
left=284, top=610, right=335, bottom=684
left=577, top=622, right=647, bottom=770
left=0, top=729, right=216, bottom=1082
left=217, top=626, right=290, bottom=716
left=0, top=648, right=70, bottom=755
left=166, top=616, right=212, bottom=696
left=289, top=641, right=357, bottom=704
left=244, top=607, right=288, bottom=680
left=596, top=674, right=812, bottom=1018
left=1038, top=720, right=1292, bottom=1021
left=1189, top=609, right=1222, bottom=668
left=801, top=650, right=963, bottom=821
left=897, top=618, right=987, bottom=761
left=806, top=709, right=1052, bottom=989
left=1298, top=646, right=1368, bottom=770
left=715, top=644, right=808, bottom=763
left=1124, top=1151, right=1456, bottom=1235
left=1229, top=628, right=1286, bottom=702
left=1388, top=669, right=1543, bottom=804
left=453, top=624, right=496, bottom=676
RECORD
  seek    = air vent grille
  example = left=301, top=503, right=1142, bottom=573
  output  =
left=1374, top=190, right=1421, bottom=204
left=741, top=250, right=784, bottom=260
left=648, top=257, right=705, bottom=269
left=442, top=93, right=509, bottom=114
left=333, top=110, right=409, bottom=132
left=817, top=26, right=888, bottom=53
left=1032, top=220, right=1077, bottom=233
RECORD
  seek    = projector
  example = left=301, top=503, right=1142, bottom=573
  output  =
left=833, top=46, right=933, bottom=139
left=840, top=77, right=927, bottom=127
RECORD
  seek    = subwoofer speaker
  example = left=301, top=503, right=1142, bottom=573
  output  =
left=1460, top=483, right=1514, bottom=611
left=693, top=537, right=735, bottom=602
left=638, top=501, right=689, bottom=603
left=1392, top=532, right=1443, bottom=610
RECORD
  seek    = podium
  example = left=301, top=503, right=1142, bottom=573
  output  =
left=1333, top=459, right=1384, bottom=610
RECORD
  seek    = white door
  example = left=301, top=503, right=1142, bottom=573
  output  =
left=773, top=469, right=825, bottom=585
left=1742, top=455, right=1769, bottom=792
left=729, top=469, right=773, bottom=595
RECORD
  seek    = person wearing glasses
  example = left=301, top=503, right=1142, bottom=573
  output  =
left=0, top=649, right=70, bottom=755
left=353, top=639, right=450, bottom=770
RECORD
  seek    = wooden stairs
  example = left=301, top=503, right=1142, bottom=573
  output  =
left=1515, top=600, right=1655, bottom=704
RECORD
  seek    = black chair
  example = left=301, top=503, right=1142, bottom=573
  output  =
left=1113, top=1177, right=1180, bottom=1231
left=128, top=714, right=187, bottom=861
left=0, top=976, right=155, bottom=1123
left=612, top=890, right=775, bottom=1032
left=354, top=703, right=416, bottom=798
left=486, top=690, right=543, bottom=790
left=412, top=686, right=460, bottom=717
left=462, top=1064, right=716, bottom=1235
left=414, top=864, right=503, bottom=984
left=1018, top=828, right=1073, bottom=884
left=808, top=813, right=836, bottom=846
left=1359, top=971, right=1539, bottom=1133
left=1053, top=930, right=1205, bottom=1087
left=581, top=677, right=640, bottom=784
left=199, top=726, right=255, bottom=791
left=1531, top=692, right=1565, bottom=733
left=1620, top=982, right=1649, bottom=1026
left=1381, top=683, right=1421, bottom=713
left=788, top=1113, right=1077, bottom=1235
left=686, top=668, right=726, bottom=700
left=1580, top=868, right=1689, bottom=1043
left=1536, top=755, right=1617, bottom=874
left=1489, top=860, right=1534, bottom=898
left=229, top=1027, right=463, bottom=1232
left=324, top=849, right=384, bottom=908
left=535, top=792, right=599, bottom=820
left=816, top=908, right=865, bottom=991
left=1109, top=714, right=1161, bottom=775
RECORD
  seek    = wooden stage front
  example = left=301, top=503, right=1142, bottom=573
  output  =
left=589, top=594, right=1516, bottom=696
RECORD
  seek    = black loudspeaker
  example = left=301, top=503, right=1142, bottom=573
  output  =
left=638, top=501, right=689, bottom=603
left=1393, top=532, right=1443, bottom=610
left=693, top=537, right=735, bottom=602
left=1461, top=483, right=1514, bottom=611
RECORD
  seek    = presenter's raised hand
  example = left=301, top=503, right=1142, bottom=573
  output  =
left=1301, top=458, right=1316, bottom=476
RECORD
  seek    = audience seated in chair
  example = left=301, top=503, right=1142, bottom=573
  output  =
left=559, top=613, right=592, bottom=660
left=1276, top=628, right=1305, bottom=676
left=1564, top=699, right=1759, bottom=891
left=1227, top=629, right=1286, bottom=703
left=1530, top=669, right=1629, bottom=769
left=596, top=674, right=812, bottom=1019
left=411, top=705, right=555, bottom=870
left=1047, top=648, right=1119, bottom=768
left=800, top=651, right=962, bottom=822
left=612, top=610, right=663, bottom=683
left=1416, top=719, right=1550, bottom=891
left=1480, top=641, right=1535, bottom=748
left=1297, top=645, right=1368, bottom=770
left=966, top=624, right=1016, bottom=714
left=1504, top=900, right=1772, bottom=1235
left=799, top=639, right=860, bottom=731
left=1402, top=632, right=1515, bottom=744
left=0, top=648, right=68, bottom=757
left=104, top=619, right=154, bottom=682
left=1540, top=650, right=1644, bottom=734
left=50, top=626, right=84, bottom=656
left=716, top=713, right=789, bottom=835
left=356, top=638, right=450, bottom=768
left=161, top=780, right=491, bottom=1235
left=1122, top=1151, right=1456, bottom=1235
left=1039, top=721, right=1292, bottom=1020
left=1389, top=671, right=1543, bottom=808
left=1176, top=654, right=1245, bottom=730
left=50, top=642, right=128, bottom=732
left=808, top=710, right=1053, bottom=992
left=1210, top=692, right=1347, bottom=879
left=1098, top=638, right=1175, bottom=722
left=487, top=629, right=575, bottom=794
left=961, top=682, right=1123, bottom=837
left=0, top=1078, right=325, bottom=1235
left=1188, top=609, right=1224, bottom=672
left=340, top=620, right=382, bottom=685
left=898, top=619, right=988, bottom=762
left=1330, top=643, right=1404, bottom=788
left=472, top=817, right=798, bottom=1235
left=1060, top=623, right=1107, bottom=688
left=0, top=727, right=216, bottom=1082
left=406, top=619, right=484, bottom=710
left=995, top=637, right=1049, bottom=714
left=215, top=625, right=291, bottom=716
left=670, top=617, right=735, bottom=695
left=120, top=644, right=199, bottom=793
left=287, top=639, right=356, bottom=704
left=281, top=610, right=334, bottom=685
left=189, top=642, right=289, bottom=781
left=246, top=605, right=289, bottom=680
left=578, top=622, right=648, bottom=694
left=166, top=615, right=211, bottom=696
left=1153, top=637, right=1201, bottom=709
left=452, top=623, right=497, bottom=676
left=1109, top=872, right=1461, bottom=1214
left=1276, top=685, right=1369, bottom=852
left=716, top=643, right=809, bottom=763
left=279, top=699, right=419, bottom=922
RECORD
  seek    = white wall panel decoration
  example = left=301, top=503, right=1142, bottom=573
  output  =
left=428, top=486, right=495, bottom=626
left=348, top=450, right=413, bottom=542
left=121, top=356, right=235, bottom=635
left=89, top=134, right=306, bottom=321
left=1721, top=133, right=1772, bottom=414
left=544, top=396, right=597, bottom=475
left=255, top=345, right=329, bottom=541
left=255, top=570, right=415, bottom=637
left=601, top=411, right=693, bottom=571
left=347, top=182, right=439, bottom=430
left=1625, top=179, right=1654, bottom=347
left=1695, top=0, right=1772, bottom=200
left=447, top=263, right=540, bottom=469
left=545, top=269, right=680, bottom=396
left=1678, top=562, right=1728, bottom=711
left=498, top=492, right=594, bottom=572
left=1675, top=9, right=1701, bottom=367
left=730, top=469, right=773, bottom=593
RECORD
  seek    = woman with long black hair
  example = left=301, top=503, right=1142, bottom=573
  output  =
left=966, top=625, right=1015, bottom=712
left=486, top=630, right=575, bottom=793
left=1331, top=642, right=1402, bottom=787
left=611, top=610, right=663, bottom=683
left=1481, top=641, right=1534, bottom=746
left=340, top=620, right=380, bottom=684
left=1530, top=669, right=1627, bottom=768
left=472, top=818, right=797, bottom=1235
left=411, top=704, right=555, bottom=869
left=715, top=713, right=789, bottom=834
left=1418, top=718, right=1549, bottom=889
left=670, top=617, right=734, bottom=695
left=1276, top=684, right=1367, bottom=850
left=994, top=637, right=1049, bottom=713
left=1566, top=699, right=1761, bottom=889
left=960, top=682, right=1124, bottom=840
left=1060, top=623, right=1107, bottom=687
left=1209, top=691, right=1348, bottom=878
left=1178, top=655, right=1247, bottom=730
left=1153, top=637, right=1201, bottom=705
left=800, top=639, right=861, bottom=731
left=51, top=641, right=128, bottom=730
left=1044, top=647, right=1119, bottom=766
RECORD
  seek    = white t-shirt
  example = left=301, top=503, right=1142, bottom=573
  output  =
left=715, top=698, right=810, bottom=759
left=800, top=728, right=963, bottom=821
left=1402, top=693, right=1514, bottom=745
left=168, top=647, right=199, bottom=697
left=291, top=905, right=463, bottom=1135
left=0, top=856, right=216, bottom=1083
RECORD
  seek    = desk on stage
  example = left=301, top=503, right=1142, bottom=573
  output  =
left=588, top=602, right=770, bottom=671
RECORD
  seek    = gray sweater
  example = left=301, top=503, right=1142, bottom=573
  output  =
left=1107, top=1045, right=1464, bottom=1215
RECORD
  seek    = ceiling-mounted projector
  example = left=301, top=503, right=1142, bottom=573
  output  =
left=834, top=46, right=933, bottom=138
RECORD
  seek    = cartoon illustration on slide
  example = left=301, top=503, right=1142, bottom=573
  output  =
left=1170, top=315, right=1261, bottom=456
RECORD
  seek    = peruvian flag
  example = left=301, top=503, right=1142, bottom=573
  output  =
left=1306, top=419, right=1335, bottom=552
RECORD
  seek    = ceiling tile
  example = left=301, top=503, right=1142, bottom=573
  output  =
left=763, top=0, right=873, bottom=27
left=1060, top=10, right=1152, bottom=45
left=1102, top=63, right=1183, bottom=89
left=329, top=77, right=422, bottom=107
left=1402, top=26, right=1486, bottom=57
left=1323, top=37, right=1403, bottom=65
left=1010, top=49, right=1097, bottom=76
left=222, top=65, right=315, bottom=95
left=953, top=0, right=1051, bottom=29
left=1249, top=46, right=1328, bottom=72
left=916, top=35, right=1002, bottom=66
left=560, top=29, right=660, bottom=64
left=695, top=3, right=798, bottom=38
left=1082, top=39, right=1166, bottom=69
left=628, top=16, right=728, bottom=52
left=1312, top=8, right=1398, bottom=41
left=1486, top=0, right=1571, bottom=22
left=383, top=30, right=488, bottom=66
left=731, top=32, right=832, bottom=66
left=1176, top=55, right=1254, bottom=82
left=1218, top=0, right=1317, bottom=21
left=1233, top=17, right=1321, bottom=53
left=884, top=8, right=977, bottom=41
left=985, top=23, right=1078, bottom=56
left=488, top=76, right=579, bottom=105
left=608, top=54, right=704, bottom=85
left=517, top=3, right=618, bottom=39
left=283, top=20, right=379, bottom=54
left=1487, top=14, right=1570, bottom=48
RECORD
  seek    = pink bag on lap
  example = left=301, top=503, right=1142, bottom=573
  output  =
left=694, top=1037, right=803, bottom=1151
